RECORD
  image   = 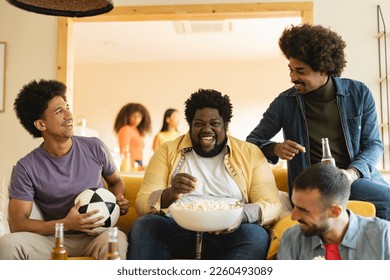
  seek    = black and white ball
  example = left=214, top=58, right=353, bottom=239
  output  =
left=74, top=188, right=120, bottom=234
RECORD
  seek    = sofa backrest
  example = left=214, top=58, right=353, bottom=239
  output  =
left=116, top=176, right=143, bottom=236
left=117, top=169, right=377, bottom=260
left=116, top=168, right=289, bottom=236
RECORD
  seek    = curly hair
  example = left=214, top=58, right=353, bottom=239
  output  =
left=184, top=89, right=233, bottom=128
left=113, top=103, right=152, bottom=136
left=14, top=79, right=67, bottom=138
left=279, top=24, right=347, bottom=76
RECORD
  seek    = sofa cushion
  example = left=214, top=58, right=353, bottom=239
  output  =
left=0, top=175, right=11, bottom=237
left=272, top=168, right=288, bottom=193
left=267, top=214, right=297, bottom=260
left=345, top=200, right=376, bottom=217
left=116, top=175, right=143, bottom=236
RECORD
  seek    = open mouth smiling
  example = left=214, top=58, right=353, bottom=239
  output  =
left=294, top=82, right=304, bottom=91
left=63, top=120, right=73, bottom=128
left=200, top=135, right=215, bottom=146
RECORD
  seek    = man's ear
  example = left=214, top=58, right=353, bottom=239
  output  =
left=34, top=120, right=46, bottom=132
left=328, top=204, right=343, bottom=218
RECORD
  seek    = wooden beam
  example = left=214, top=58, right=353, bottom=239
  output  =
left=72, top=2, right=313, bottom=22
left=56, top=2, right=314, bottom=82
left=57, top=17, right=69, bottom=84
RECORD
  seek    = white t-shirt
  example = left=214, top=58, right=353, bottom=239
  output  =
left=179, top=150, right=243, bottom=204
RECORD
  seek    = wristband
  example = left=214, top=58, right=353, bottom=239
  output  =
left=351, top=168, right=361, bottom=180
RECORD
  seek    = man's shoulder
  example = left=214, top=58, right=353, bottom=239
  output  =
left=17, top=144, right=43, bottom=165
left=278, top=224, right=305, bottom=250
left=72, top=135, right=102, bottom=147
left=282, top=223, right=301, bottom=237
left=336, top=76, right=363, bottom=84
left=229, top=135, right=250, bottom=147
left=334, top=76, right=369, bottom=93
left=229, top=136, right=263, bottom=153
left=355, top=213, right=390, bottom=231
left=276, top=87, right=296, bottom=98
left=160, top=134, right=188, bottom=155
left=72, top=136, right=110, bottom=162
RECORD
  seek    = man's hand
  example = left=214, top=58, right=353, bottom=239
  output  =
left=274, top=140, right=306, bottom=160
left=210, top=212, right=243, bottom=235
left=169, top=173, right=198, bottom=200
left=116, top=194, right=129, bottom=216
left=161, top=173, right=198, bottom=208
left=63, top=202, right=105, bottom=235
left=341, top=168, right=360, bottom=185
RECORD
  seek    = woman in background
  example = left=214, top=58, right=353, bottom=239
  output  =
left=153, top=108, right=181, bottom=152
left=114, top=103, right=152, bottom=168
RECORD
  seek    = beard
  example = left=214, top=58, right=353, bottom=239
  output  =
left=192, top=136, right=228, bottom=158
left=298, top=219, right=330, bottom=237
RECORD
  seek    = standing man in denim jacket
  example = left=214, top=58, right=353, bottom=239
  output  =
left=246, top=24, right=390, bottom=220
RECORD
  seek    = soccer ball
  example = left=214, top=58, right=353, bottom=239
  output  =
left=74, top=188, right=120, bottom=234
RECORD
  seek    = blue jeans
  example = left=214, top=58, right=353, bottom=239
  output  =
left=349, top=178, right=390, bottom=221
left=127, top=214, right=270, bottom=260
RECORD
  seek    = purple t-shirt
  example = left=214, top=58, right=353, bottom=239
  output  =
left=10, top=136, right=116, bottom=221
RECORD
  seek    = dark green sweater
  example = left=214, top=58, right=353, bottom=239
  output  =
left=304, top=77, right=350, bottom=168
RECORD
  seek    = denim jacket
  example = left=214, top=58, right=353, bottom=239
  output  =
left=247, top=76, right=385, bottom=193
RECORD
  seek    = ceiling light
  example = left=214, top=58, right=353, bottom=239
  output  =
left=173, top=20, right=233, bottom=34
left=6, top=0, right=114, bottom=17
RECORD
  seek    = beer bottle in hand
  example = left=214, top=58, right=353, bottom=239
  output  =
left=106, top=227, right=121, bottom=260
left=321, top=138, right=336, bottom=167
left=51, top=223, right=68, bottom=260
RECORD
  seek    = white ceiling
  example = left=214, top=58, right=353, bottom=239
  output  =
left=73, top=16, right=302, bottom=63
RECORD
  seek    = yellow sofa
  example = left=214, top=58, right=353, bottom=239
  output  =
left=116, top=168, right=376, bottom=260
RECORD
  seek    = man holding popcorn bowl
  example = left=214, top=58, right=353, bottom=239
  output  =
left=128, top=89, right=282, bottom=260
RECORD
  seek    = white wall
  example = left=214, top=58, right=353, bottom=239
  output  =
left=0, top=2, right=57, bottom=179
left=74, top=59, right=290, bottom=164
left=1, top=0, right=390, bottom=179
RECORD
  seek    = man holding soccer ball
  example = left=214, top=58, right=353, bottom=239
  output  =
left=0, top=79, right=129, bottom=260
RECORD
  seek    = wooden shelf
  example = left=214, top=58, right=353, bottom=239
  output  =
left=379, top=76, right=390, bottom=83
left=376, top=31, right=390, bottom=39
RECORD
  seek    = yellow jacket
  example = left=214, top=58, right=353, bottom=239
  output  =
left=136, top=133, right=282, bottom=226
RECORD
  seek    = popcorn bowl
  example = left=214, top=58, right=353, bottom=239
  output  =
left=169, top=198, right=244, bottom=232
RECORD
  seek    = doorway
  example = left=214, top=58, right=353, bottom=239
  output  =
left=57, top=2, right=313, bottom=95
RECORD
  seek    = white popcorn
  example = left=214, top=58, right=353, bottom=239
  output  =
left=312, top=255, right=326, bottom=260
left=170, top=199, right=241, bottom=211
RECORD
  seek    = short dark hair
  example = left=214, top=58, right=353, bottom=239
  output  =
left=279, top=24, right=347, bottom=76
left=14, top=79, right=67, bottom=138
left=293, top=163, right=350, bottom=208
left=184, top=89, right=233, bottom=128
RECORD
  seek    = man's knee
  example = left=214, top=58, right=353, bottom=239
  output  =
left=131, top=214, right=169, bottom=236
left=0, top=234, right=14, bottom=259
left=0, top=233, right=30, bottom=259
left=244, top=225, right=270, bottom=253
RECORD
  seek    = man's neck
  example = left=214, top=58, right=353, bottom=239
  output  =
left=43, top=137, right=73, bottom=157
left=320, top=211, right=350, bottom=245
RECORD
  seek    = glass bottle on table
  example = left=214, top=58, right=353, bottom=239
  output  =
left=105, top=227, right=121, bottom=260
left=51, top=222, right=68, bottom=260
left=120, top=145, right=132, bottom=172
left=321, top=138, right=336, bottom=166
